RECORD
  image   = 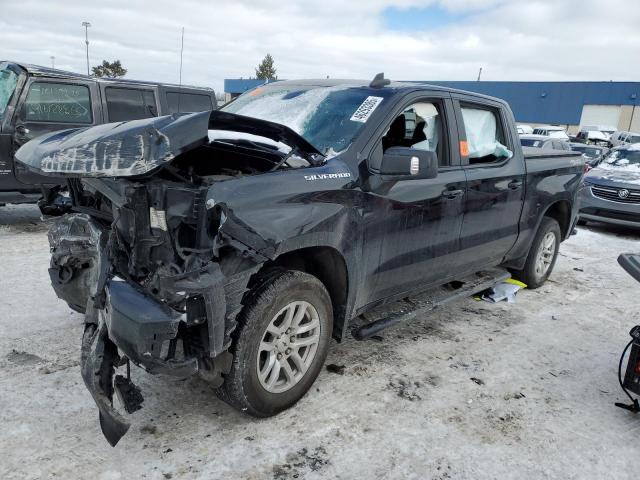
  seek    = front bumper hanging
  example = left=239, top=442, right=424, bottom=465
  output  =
left=79, top=278, right=203, bottom=446
left=50, top=212, right=238, bottom=445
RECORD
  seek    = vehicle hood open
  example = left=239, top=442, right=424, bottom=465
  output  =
left=14, top=110, right=323, bottom=178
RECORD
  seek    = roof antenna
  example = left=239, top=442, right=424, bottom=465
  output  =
left=369, top=72, right=390, bottom=88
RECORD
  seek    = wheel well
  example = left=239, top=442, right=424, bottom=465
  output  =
left=256, top=247, right=349, bottom=341
left=544, top=200, right=571, bottom=240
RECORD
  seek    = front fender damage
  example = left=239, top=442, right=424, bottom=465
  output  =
left=49, top=206, right=275, bottom=446
left=48, top=213, right=107, bottom=313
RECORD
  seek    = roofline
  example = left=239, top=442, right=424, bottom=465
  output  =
left=224, top=77, right=508, bottom=105
left=2, top=60, right=214, bottom=92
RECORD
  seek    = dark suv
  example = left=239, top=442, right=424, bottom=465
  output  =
left=0, top=61, right=217, bottom=211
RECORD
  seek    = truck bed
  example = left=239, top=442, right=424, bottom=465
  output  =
left=522, top=146, right=581, bottom=159
left=522, top=146, right=583, bottom=173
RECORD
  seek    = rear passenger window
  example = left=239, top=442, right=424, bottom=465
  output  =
left=167, top=92, right=212, bottom=113
left=24, top=82, right=92, bottom=123
left=105, top=87, right=157, bottom=122
left=460, top=105, right=512, bottom=164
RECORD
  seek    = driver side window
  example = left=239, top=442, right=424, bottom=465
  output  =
left=381, top=101, right=447, bottom=166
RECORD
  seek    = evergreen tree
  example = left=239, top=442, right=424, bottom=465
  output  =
left=92, top=60, right=127, bottom=78
left=255, top=54, right=277, bottom=81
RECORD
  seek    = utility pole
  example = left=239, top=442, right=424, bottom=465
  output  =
left=477, top=67, right=483, bottom=81
left=179, top=27, right=184, bottom=86
left=50, top=56, right=55, bottom=68
left=82, top=21, right=91, bottom=76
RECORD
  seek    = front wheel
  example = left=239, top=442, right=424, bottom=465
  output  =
left=511, top=217, right=561, bottom=289
left=216, top=270, right=333, bottom=417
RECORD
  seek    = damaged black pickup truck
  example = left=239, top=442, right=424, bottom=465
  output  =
left=16, top=75, right=584, bottom=446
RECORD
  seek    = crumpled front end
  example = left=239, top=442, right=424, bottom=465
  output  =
left=47, top=178, right=260, bottom=445
left=32, top=110, right=302, bottom=446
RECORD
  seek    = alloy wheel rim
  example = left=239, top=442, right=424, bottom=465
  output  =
left=257, top=301, right=321, bottom=394
left=534, top=231, right=556, bottom=279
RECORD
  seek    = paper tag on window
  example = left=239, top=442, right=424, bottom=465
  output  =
left=350, top=96, right=384, bottom=123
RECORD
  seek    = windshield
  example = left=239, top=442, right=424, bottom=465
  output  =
left=221, top=85, right=393, bottom=154
left=601, top=147, right=640, bottom=170
left=0, top=66, right=19, bottom=121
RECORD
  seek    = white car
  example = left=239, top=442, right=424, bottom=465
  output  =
left=533, top=126, right=570, bottom=140
left=574, top=130, right=610, bottom=145
left=517, top=124, right=534, bottom=135
left=610, top=130, right=640, bottom=147
left=582, top=125, right=617, bottom=139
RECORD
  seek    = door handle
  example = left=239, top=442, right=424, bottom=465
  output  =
left=508, top=180, right=523, bottom=190
left=15, top=124, right=30, bottom=136
left=442, top=188, right=464, bottom=199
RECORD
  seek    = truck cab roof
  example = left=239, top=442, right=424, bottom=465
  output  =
left=4, top=60, right=214, bottom=93
left=258, top=78, right=508, bottom=106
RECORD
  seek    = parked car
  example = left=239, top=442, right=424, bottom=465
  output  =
left=520, top=134, right=572, bottom=151
left=0, top=61, right=217, bottom=213
left=610, top=130, right=640, bottom=147
left=569, top=142, right=608, bottom=169
left=582, top=125, right=617, bottom=139
left=532, top=125, right=570, bottom=140
left=16, top=75, right=584, bottom=446
left=579, top=144, right=640, bottom=227
left=517, top=124, right=533, bottom=135
left=573, top=129, right=611, bottom=146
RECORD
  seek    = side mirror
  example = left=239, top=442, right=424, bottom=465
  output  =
left=378, top=146, right=438, bottom=180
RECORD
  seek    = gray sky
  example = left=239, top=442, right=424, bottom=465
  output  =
left=1, top=0, right=638, bottom=93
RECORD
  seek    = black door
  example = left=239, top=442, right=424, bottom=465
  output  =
left=453, top=98, right=526, bottom=271
left=359, top=96, right=466, bottom=306
left=0, top=63, right=26, bottom=193
left=11, top=78, right=100, bottom=187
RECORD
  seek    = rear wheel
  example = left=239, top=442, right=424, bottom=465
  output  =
left=216, top=270, right=333, bottom=417
left=511, top=217, right=561, bottom=289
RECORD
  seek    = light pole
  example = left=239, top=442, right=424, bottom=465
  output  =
left=50, top=56, right=55, bottom=68
left=82, top=21, right=91, bottom=76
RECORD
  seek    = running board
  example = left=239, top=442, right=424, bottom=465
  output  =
left=353, top=268, right=510, bottom=340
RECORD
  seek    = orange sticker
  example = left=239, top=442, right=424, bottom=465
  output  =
left=249, top=87, right=264, bottom=97
left=460, top=140, right=469, bottom=157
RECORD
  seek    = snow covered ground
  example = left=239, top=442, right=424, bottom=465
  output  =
left=1, top=204, right=638, bottom=480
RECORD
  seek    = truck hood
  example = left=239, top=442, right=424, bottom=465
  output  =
left=14, top=110, right=323, bottom=178
left=586, top=165, right=640, bottom=190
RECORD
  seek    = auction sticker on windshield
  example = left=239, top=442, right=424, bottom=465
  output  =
left=350, top=96, right=384, bottom=123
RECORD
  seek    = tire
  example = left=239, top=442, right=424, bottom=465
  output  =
left=511, top=216, right=561, bottom=289
left=215, top=269, right=333, bottom=417
left=577, top=218, right=587, bottom=226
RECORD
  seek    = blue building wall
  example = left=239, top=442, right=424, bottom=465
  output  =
left=224, top=78, right=273, bottom=95
left=421, top=81, right=640, bottom=125
left=224, top=79, right=640, bottom=125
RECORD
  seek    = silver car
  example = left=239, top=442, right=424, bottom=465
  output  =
left=579, top=145, right=640, bottom=227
